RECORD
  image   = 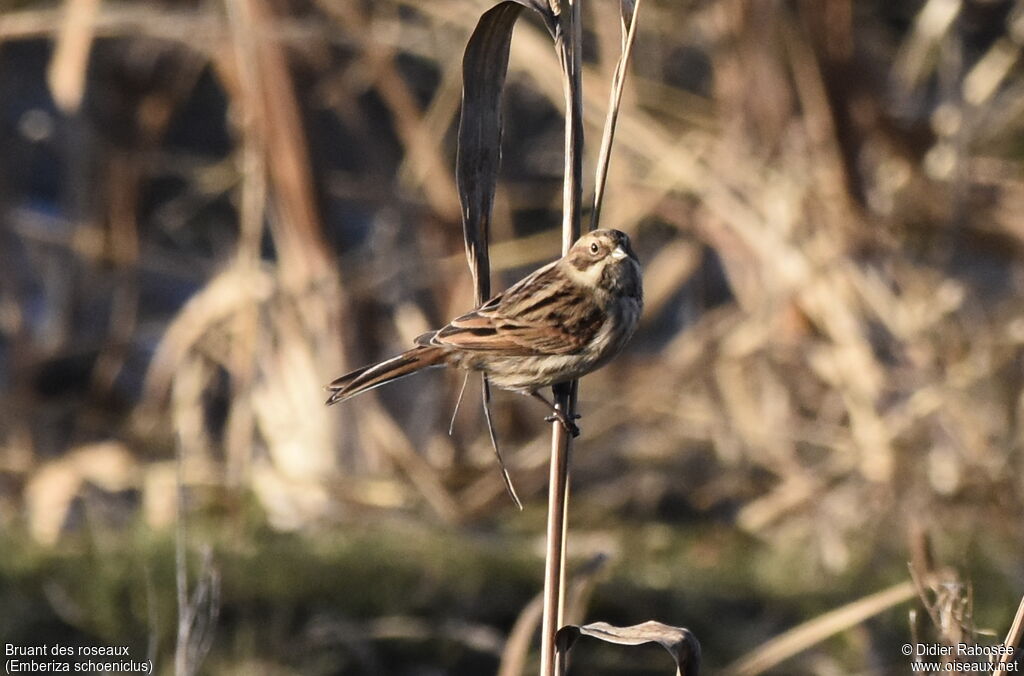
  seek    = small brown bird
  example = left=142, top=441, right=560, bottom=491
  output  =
left=325, top=229, right=642, bottom=436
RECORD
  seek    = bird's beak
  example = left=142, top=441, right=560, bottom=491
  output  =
left=611, top=246, right=628, bottom=261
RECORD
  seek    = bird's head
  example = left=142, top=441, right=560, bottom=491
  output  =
left=563, top=229, right=642, bottom=300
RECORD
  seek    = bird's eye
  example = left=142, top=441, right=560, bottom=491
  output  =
left=589, top=242, right=599, bottom=255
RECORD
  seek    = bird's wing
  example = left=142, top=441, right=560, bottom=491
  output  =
left=423, top=263, right=604, bottom=356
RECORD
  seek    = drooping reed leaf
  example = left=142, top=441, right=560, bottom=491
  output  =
left=555, top=620, right=701, bottom=676
left=456, top=0, right=556, bottom=511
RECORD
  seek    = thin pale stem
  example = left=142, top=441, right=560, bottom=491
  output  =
left=591, top=0, right=642, bottom=230
left=999, top=594, right=1024, bottom=665
left=540, top=382, right=576, bottom=676
left=540, top=0, right=583, bottom=671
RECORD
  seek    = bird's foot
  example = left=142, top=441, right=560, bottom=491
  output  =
left=526, top=390, right=582, bottom=437
left=544, top=410, right=582, bottom=438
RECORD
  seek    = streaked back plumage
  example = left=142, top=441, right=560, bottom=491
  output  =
left=325, top=228, right=642, bottom=405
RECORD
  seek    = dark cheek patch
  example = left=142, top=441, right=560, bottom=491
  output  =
left=571, top=254, right=592, bottom=271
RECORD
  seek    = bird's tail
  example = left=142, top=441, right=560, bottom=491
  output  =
left=325, top=345, right=447, bottom=405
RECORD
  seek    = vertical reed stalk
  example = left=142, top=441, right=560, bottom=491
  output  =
left=540, top=0, right=584, bottom=673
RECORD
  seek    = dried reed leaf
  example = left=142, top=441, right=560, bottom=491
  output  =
left=554, top=620, right=701, bottom=676
left=458, top=1, right=550, bottom=303
left=458, top=1, right=556, bottom=509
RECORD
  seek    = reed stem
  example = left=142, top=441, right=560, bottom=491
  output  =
left=540, top=0, right=583, bottom=672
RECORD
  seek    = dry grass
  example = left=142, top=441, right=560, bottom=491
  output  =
left=2, top=0, right=1024, bottom=673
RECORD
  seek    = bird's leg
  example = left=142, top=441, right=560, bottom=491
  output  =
left=528, top=390, right=581, bottom=438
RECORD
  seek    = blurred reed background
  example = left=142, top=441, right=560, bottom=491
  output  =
left=1, top=0, right=1024, bottom=674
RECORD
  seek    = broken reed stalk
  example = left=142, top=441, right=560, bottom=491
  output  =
left=540, top=0, right=584, bottom=674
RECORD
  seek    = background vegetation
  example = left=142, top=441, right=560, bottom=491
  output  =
left=1, top=0, right=1024, bottom=674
